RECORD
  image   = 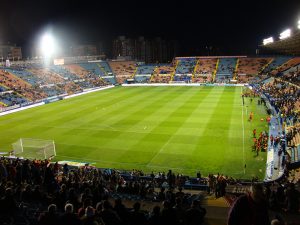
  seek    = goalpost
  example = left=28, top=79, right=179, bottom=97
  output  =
left=12, top=138, right=56, bottom=160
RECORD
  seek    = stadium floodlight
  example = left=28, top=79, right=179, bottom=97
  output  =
left=263, top=37, right=274, bottom=45
left=39, top=33, right=56, bottom=58
left=279, top=29, right=291, bottom=40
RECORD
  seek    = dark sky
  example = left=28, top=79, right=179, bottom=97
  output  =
left=1, top=0, right=300, bottom=56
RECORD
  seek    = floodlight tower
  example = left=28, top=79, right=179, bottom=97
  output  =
left=279, top=29, right=291, bottom=40
left=39, top=32, right=56, bottom=64
left=263, top=37, right=274, bottom=45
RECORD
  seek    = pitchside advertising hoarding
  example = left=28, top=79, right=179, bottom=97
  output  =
left=53, top=58, right=64, bottom=65
left=5, top=59, right=10, bottom=67
left=44, top=96, right=63, bottom=104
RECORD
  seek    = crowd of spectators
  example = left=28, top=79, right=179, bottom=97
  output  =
left=0, top=154, right=298, bottom=225
left=1, top=59, right=300, bottom=224
left=259, top=79, right=300, bottom=122
left=286, top=125, right=300, bottom=148
left=0, top=69, right=46, bottom=102
left=277, top=67, right=300, bottom=86
left=0, top=63, right=111, bottom=109
left=150, top=75, right=172, bottom=83
left=0, top=157, right=210, bottom=225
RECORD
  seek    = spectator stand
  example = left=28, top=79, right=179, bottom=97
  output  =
left=173, top=58, right=196, bottom=83
left=215, top=58, right=237, bottom=83
left=193, top=58, right=217, bottom=83
left=133, top=64, right=156, bottom=83
left=271, top=57, right=300, bottom=76
left=258, top=88, right=287, bottom=182
left=261, top=56, right=293, bottom=75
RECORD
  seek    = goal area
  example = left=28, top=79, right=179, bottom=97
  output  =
left=12, top=138, right=56, bottom=160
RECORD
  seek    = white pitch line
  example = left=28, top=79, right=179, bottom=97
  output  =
left=146, top=137, right=173, bottom=167
left=241, top=87, right=246, bottom=174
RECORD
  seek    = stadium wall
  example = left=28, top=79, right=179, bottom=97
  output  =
left=122, top=83, right=246, bottom=87
left=0, top=85, right=115, bottom=117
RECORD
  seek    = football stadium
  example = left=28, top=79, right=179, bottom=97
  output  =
left=1, top=1, right=300, bottom=225
left=1, top=61, right=273, bottom=178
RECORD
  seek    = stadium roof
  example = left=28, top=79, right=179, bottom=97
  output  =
left=260, top=30, right=300, bottom=55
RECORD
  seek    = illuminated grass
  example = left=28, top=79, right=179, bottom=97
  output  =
left=0, top=86, right=268, bottom=179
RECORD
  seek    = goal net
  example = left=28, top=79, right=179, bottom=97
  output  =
left=12, top=138, right=56, bottom=160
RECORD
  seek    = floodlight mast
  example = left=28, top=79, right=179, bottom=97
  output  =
left=279, top=29, right=291, bottom=40
left=263, top=37, right=274, bottom=45
left=40, top=33, right=56, bottom=59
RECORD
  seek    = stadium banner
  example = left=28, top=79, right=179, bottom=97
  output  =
left=0, top=100, right=40, bottom=113
left=40, top=84, right=55, bottom=88
left=122, top=83, right=201, bottom=87
left=55, top=160, right=95, bottom=168
left=0, top=86, right=115, bottom=116
left=44, top=96, right=63, bottom=104
left=0, top=102, right=45, bottom=116
left=0, top=104, right=21, bottom=112
left=53, top=58, right=64, bottom=65
left=64, top=85, right=114, bottom=99
left=21, top=101, right=36, bottom=107
left=122, top=83, right=246, bottom=87
left=0, top=90, right=14, bottom=95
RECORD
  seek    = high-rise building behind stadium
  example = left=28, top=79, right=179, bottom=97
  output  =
left=0, top=43, right=22, bottom=60
left=112, top=36, right=177, bottom=63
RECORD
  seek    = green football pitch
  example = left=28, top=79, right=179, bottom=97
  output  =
left=0, top=86, right=269, bottom=179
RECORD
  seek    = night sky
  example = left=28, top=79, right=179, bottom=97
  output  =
left=1, top=0, right=300, bottom=56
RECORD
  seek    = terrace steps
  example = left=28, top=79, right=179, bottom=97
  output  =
left=97, top=63, right=109, bottom=76
left=271, top=57, right=300, bottom=75
left=259, top=58, right=273, bottom=74
left=192, top=59, right=200, bottom=81
left=233, top=58, right=239, bottom=80
left=170, top=60, right=179, bottom=81
left=150, top=66, right=159, bottom=82
left=132, top=67, right=138, bottom=78
left=212, top=59, right=220, bottom=82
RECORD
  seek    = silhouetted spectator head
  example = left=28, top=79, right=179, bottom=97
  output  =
left=85, top=206, right=95, bottom=217
left=152, top=206, right=160, bottom=215
left=96, top=202, right=103, bottom=213
left=65, top=203, right=74, bottom=213
left=192, top=200, right=200, bottom=208
left=162, top=200, right=171, bottom=209
left=60, top=183, right=66, bottom=191
left=103, top=200, right=112, bottom=210
left=133, top=202, right=141, bottom=211
left=250, top=183, right=265, bottom=203
left=115, top=198, right=122, bottom=205
left=48, top=204, right=57, bottom=214
left=5, top=187, right=13, bottom=196
left=271, top=219, right=282, bottom=225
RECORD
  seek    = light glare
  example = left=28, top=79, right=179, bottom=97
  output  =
left=40, top=33, right=56, bottom=58
left=263, top=37, right=274, bottom=45
left=298, top=20, right=300, bottom=29
left=279, top=29, right=291, bottom=40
